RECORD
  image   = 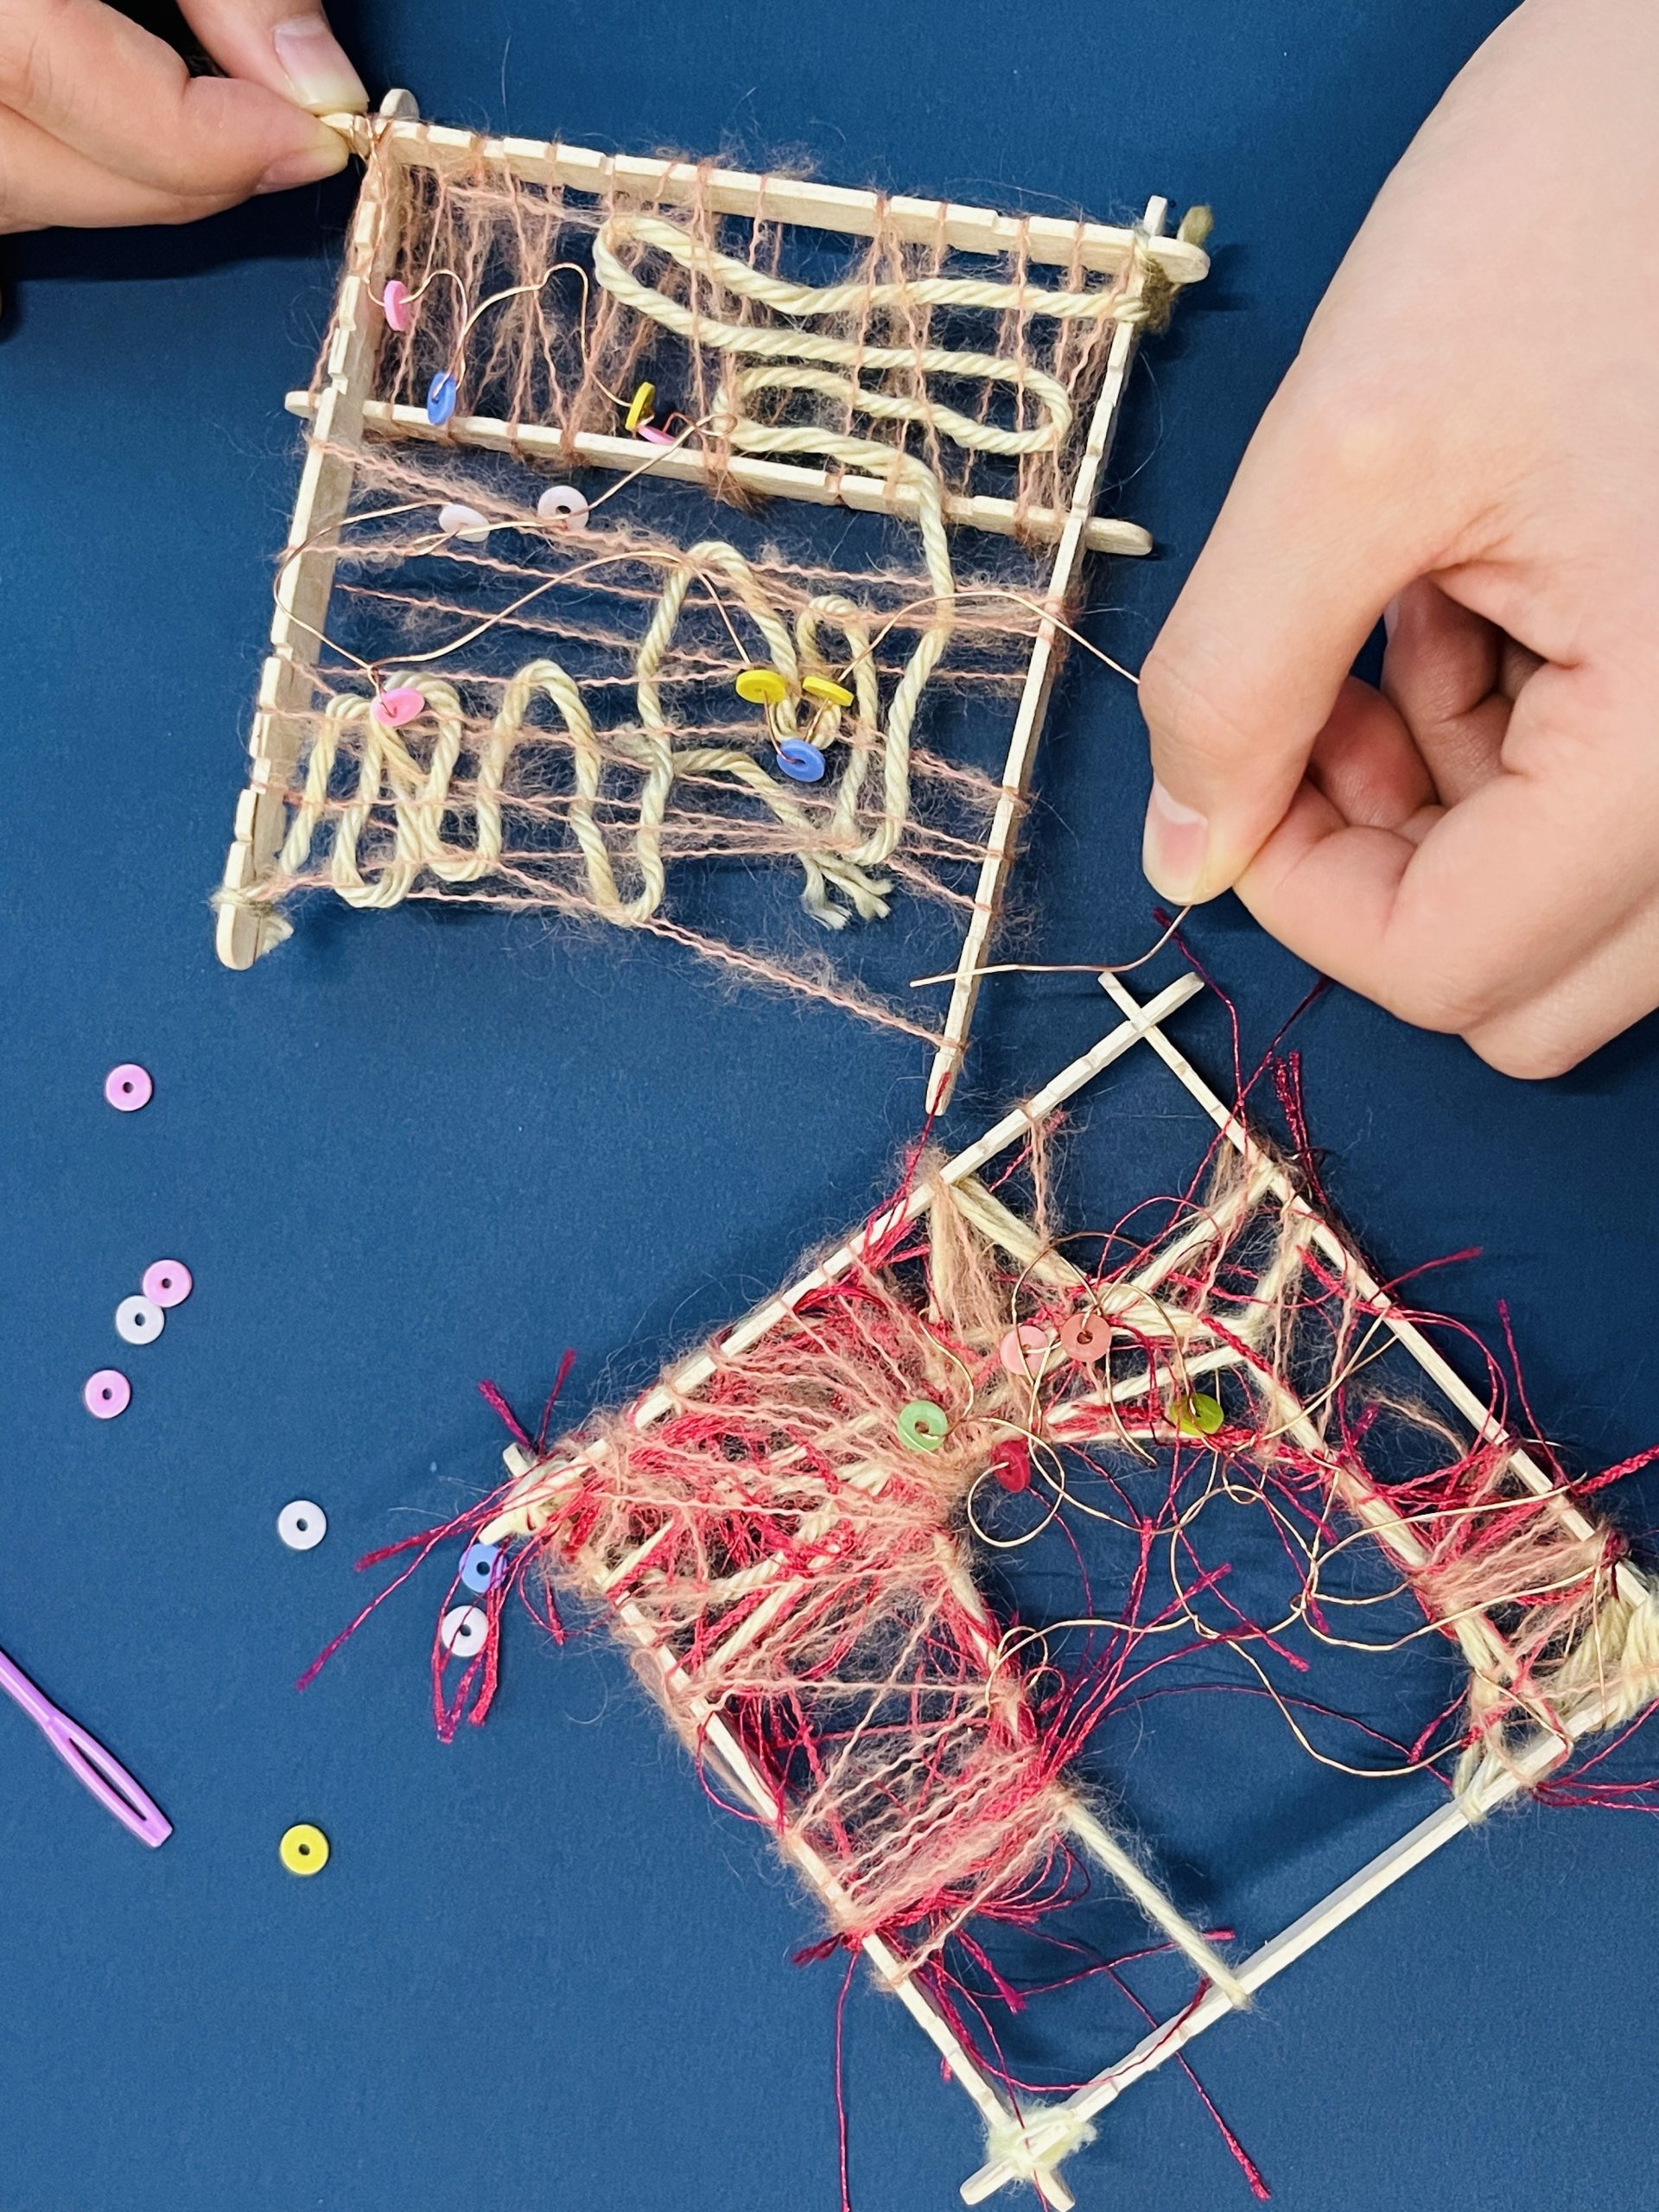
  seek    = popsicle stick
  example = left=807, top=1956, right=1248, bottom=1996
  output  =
left=924, top=202, right=1171, bottom=1116
left=282, top=390, right=1151, bottom=558
left=215, top=87, right=410, bottom=969
left=321, top=109, right=1209, bottom=286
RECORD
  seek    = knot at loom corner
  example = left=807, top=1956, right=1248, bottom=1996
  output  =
left=1451, top=1576, right=1659, bottom=1820
left=1133, top=203, right=1215, bottom=336
left=984, top=2105, right=1099, bottom=2189
left=210, top=881, right=296, bottom=963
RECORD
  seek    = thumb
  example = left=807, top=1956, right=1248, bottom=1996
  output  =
left=1138, top=370, right=1426, bottom=902
left=178, top=1, right=367, bottom=114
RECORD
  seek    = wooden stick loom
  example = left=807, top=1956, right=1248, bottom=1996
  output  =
left=214, top=90, right=1209, bottom=1107
left=435, top=973, right=1659, bottom=2205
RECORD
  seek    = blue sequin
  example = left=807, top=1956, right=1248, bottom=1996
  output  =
left=776, top=740, right=826, bottom=783
left=460, top=1539, right=504, bottom=1593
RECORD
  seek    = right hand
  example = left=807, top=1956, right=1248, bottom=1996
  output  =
left=1137, top=0, right=1659, bottom=1079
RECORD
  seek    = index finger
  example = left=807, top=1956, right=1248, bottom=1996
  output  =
left=1138, top=359, right=1439, bottom=906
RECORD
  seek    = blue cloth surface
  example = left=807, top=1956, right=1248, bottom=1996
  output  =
left=3, top=4, right=1658, bottom=2207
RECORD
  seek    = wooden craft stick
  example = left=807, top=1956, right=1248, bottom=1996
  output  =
left=959, top=1694, right=1606, bottom=2204
left=924, top=201, right=1171, bottom=1115
left=322, top=110, right=1210, bottom=287
left=477, top=971, right=1204, bottom=1545
left=215, top=89, right=409, bottom=970
left=1061, top=1801, right=1246, bottom=2005
left=283, top=391, right=1153, bottom=558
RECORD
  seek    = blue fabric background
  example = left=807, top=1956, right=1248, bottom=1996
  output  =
left=4, top=4, right=1658, bottom=2207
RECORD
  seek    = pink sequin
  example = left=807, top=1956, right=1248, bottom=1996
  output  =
left=104, top=1064, right=152, bottom=1112
left=142, top=1260, right=193, bottom=1309
left=372, top=686, right=425, bottom=728
left=998, top=1323, right=1054, bottom=1378
left=84, top=1370, right=131, bottom=1420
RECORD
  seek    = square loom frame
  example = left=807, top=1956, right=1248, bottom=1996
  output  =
left=475, top=969, right=1655, bottom=2207
left=213, top=88, right=1211, bottom=1111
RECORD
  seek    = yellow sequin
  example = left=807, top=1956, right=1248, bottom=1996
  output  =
left=279, top=1822, right=330, bottom=1876
left=735, top=667, right=790, bottom=707
left=802, top=675, right=854, bottom=709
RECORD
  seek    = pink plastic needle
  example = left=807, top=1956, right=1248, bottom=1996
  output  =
left=0, top=1643, right=172, bottom=1847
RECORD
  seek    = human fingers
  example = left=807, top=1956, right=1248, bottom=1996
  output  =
left=1138, top=0, right=1659, bottom=912
left=1136, top=358, right=1436, bottom=906
left=1293, top=584, right=1541, bottom=841
left=1285, top=587, right=1520, bottom=839
left=1380, top=577, right=1516, bottom=807
left=0, top=0, right=348, bottom=210
left=1461, top=889, right=1659, bottom=1078
left=176, top=0, right=365, bottom=112
left=1236, top=690, right=1657, bottom=1042
left=1302, top=675, right=1437, bottom=835
left=0, top=99, right=241, bottom=229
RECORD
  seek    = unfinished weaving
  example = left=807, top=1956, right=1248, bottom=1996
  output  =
left=214, top=91, right=1209, bottom=1105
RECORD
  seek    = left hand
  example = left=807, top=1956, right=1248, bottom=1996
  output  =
left=0, top=0, right=365, bottom=231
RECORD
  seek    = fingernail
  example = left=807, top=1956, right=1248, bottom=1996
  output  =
left=271, top=13, right=368, bottom=112
left=1143, top=779, right=1210, bottom=899
left=1382, top=594, right=1401, bottom=640
left=256, top=132, right=351, bottom=194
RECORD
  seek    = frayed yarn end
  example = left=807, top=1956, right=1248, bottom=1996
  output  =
left=984, top=2107, right=1098, bottom=2190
